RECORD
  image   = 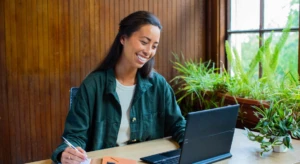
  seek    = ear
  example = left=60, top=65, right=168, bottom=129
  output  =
left=120, top=35, right=126, bottom=45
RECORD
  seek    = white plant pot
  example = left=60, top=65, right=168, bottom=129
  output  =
left=272, top=135, right=292, bottom=153
left=273, top=144, right=288, bottom=152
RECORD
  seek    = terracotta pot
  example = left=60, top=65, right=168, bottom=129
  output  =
left=216, top=92, right=270, bottom=129
left=194, top=91, right=270, bottom=129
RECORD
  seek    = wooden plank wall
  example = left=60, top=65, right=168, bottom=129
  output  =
left=0, top=0, right=206, bottom=163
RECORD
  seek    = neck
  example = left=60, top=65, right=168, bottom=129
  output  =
left=115, top=61, right=137, bottom=86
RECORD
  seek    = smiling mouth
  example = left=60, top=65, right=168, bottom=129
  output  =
left=136, top=54, right=148, bottom=63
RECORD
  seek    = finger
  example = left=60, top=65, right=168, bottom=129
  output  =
left=70, top=151, right=85, bottom=162
left=62, top=147, right=83, bottom=163
left=61, top=151, right=72, bottom=164
left=67, top=147, right=86, bottom=162
left=77, top=147, right=88, bottom=158
left=62, top=151, right=81, bottom=164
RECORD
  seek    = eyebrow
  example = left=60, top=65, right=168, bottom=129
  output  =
left=141, top=36, right=159, bottom=44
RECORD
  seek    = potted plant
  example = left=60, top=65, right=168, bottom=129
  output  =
left=170, top=54, right=228, bottom=116
left=245, top=101, right=300, bottom=156
left=171, top=15, right=300, bottom=129
left=221, top=15, right=299, bottom=128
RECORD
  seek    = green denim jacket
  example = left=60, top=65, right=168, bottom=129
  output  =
left=51, top=69, right=186, bottom=163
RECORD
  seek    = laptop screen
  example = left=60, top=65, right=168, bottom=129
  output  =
left=140, top=104, right=240, bottom=164
left=180, top=104, right=240, bottom=163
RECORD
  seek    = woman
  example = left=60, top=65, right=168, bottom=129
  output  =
left=51, top=10, right=186, bottom=164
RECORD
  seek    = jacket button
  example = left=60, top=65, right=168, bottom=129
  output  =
left=132, top=117, right=136, bottom=122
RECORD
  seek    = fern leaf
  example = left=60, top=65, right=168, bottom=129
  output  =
left=270, top=16, right=292, bottom=72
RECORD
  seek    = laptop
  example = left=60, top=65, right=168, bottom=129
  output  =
left=140, top=104, right=240, bottom=164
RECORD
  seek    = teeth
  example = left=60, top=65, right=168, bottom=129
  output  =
left=137, top=55, right=147, bottom=62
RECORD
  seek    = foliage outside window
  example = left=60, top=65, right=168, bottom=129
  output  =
left=228, top=0, right=299, bottom=78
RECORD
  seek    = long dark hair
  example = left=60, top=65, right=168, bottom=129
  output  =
left=92, top=11, right=162, bottom=78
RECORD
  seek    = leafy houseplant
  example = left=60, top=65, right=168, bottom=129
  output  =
left=170, top=54, right=229, bottom=116
left=224, top=15, right=295, bottom=101
left=171, top=15, right=300, bottom=130
left=222, top=15, right=300, bottom=128
left=245, top=102, right=300, bottom=156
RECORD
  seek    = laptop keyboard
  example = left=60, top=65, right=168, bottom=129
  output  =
left=158, top=156, right=179, bottom=164
left=140, top=149, right=181, bottom=164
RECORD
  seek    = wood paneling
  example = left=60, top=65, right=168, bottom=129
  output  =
left=0, top=0, right=209, bottom=163
left=0, top=0, right=9, bottom=163
left=206, top=0, right=227, bottom=68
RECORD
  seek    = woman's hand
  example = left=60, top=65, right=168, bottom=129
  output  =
left=61, top=147, right=87, bottom=164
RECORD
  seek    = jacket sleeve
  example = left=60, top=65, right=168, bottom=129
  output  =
left=51, top=82, right=92, bottom=163
left=164, top=82, right=186, bottom=144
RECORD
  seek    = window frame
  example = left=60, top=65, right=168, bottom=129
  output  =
left=226, top=0, right=300, bottom=75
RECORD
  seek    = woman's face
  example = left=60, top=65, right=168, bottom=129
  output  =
left=120, top=24, right=161, bottom=69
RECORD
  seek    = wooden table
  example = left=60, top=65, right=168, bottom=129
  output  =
left=27, top=129, right=300, bottom=164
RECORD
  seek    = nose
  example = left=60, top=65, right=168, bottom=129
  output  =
left=143, top=45, right=152, bottom=57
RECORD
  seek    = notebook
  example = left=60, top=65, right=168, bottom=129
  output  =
left=87, top=156, right=137, bottom=164
left=140, top=104, right=240, bottom=164
left=101, top=156, right=137, bottom=164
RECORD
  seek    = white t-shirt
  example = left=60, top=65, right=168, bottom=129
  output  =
left=115, top=79, right=136, bottom=146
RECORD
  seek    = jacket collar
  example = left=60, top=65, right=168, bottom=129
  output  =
left=105, top=68, right=152, bottom=95
left=105, top=68, right=117, bottom=95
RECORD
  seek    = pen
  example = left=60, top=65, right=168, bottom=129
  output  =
left=62, top=136, right=88, bottom=160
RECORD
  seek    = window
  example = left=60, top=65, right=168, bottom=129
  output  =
left=227, top=0, right=299, bottom=79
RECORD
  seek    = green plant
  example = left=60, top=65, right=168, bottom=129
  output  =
left=245, top=102, right=300, bottom=156
left=224, top=15, right=296, bottom=101
left=170, top=54, right=228, bottom=115
left=171, top=15, right=300, bottom=129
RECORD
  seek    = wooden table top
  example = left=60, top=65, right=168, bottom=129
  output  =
left=27, top=128, right=300, bottom=164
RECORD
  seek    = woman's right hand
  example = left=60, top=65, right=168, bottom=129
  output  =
left=61, top=147, right=87, bottom=164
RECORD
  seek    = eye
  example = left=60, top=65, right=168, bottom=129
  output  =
left=152, top=45, right=158, bottom=49
left=140, top=40, right=147, bottom=45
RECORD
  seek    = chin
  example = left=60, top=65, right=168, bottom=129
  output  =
left=137, top=64, right=145, bottom=68
left=135, top=61, right=147, bottom=68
